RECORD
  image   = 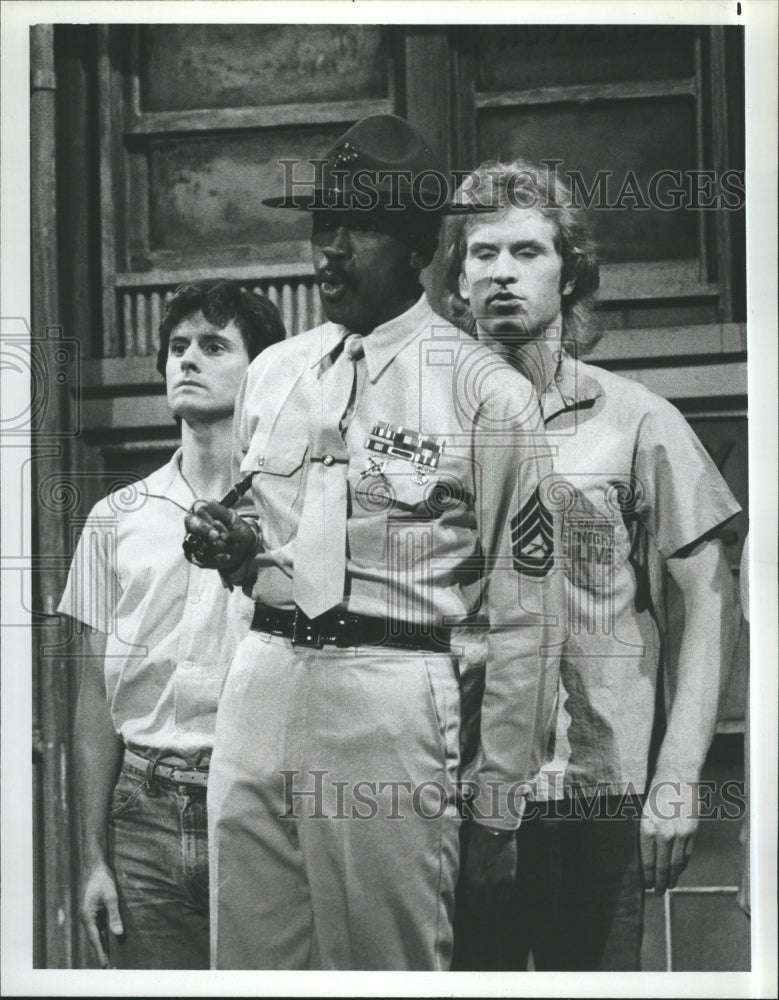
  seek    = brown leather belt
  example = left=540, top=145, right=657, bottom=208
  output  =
left=123, top=747, right=210, bottom=788
left=250, top=603, right=451, bottom=653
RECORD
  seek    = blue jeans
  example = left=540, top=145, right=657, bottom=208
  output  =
left=453, top=796, right=645, bottom=971
left=108, top=760, right=209, bottom=969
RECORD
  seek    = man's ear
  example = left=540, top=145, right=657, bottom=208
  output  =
left=458, top=269, right=470, bottom=302
left=561, top=255, right=578, bottom=298
left=410, top=249, right=434, bottom=272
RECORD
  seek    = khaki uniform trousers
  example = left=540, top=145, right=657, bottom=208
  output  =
left=208, top=629, right=461, bottom=970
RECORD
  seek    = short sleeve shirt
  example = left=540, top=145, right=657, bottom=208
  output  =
left=58, top=450, right=254, bottom=753
left=536, top=355, right=741, bottom=798
left=229, top=296, right=566, bottom=825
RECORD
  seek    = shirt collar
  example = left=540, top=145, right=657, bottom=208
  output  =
left=486, top=337, right=602, bottom=422
left=146, top=447, right=195, bottom=511
left=540, top=354, right=602, bottom=423
left=310, top=294, right=433, bottom=383
left=487, top=337, right=561, bottom=401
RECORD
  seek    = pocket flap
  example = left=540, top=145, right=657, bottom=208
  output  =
left=253, top=445, right=308, bottom=478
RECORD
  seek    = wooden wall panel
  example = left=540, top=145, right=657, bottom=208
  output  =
left=146, top=128, right=341, bottom=253
left=477, top=24, right=694, bottom=90
left=477, top=99, right=698, bottom=263
left=138, top=24, right=390, bottom=111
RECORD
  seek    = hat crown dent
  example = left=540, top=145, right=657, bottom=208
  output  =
left=262, top=112, right=495, bottom=211
left=328, top=113, right=441, bottom=177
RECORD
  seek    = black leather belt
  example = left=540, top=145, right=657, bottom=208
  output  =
left=251, top=603, right=451, bottom=653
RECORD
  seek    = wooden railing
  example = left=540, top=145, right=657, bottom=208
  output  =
left=110, top=258, right=721, bottom=359
left=114, top=267, right=323, bottom=356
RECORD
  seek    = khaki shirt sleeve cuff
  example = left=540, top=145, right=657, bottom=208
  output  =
left=467, top=775, right=532, bottom=831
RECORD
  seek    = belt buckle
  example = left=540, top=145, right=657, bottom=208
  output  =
left=291, top=607, right=324, bottom=649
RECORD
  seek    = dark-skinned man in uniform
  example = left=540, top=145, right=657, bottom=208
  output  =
left=184, top=116, right=564, bottom=971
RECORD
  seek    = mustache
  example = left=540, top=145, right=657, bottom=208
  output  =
left=316, top=265, right=353, bottom=285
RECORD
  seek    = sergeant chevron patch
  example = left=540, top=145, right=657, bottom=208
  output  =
left=511, top=487, right=554, bottom=577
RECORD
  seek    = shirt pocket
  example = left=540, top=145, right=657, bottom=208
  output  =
left=359, top=454, right=475, bottom=568
left=559, top=483, right=631, bottom=594
left=383, top=454, right=474, bottom=521
left=250, top=442, right=309, bottom=547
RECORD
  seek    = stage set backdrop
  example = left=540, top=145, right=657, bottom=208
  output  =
left=29, top=22, right=748, bottom=970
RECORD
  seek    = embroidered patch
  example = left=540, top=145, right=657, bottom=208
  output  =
left=365, top=423, right=445, bottom=471
left=564, top=518, right=614, bottom=566
left=511, top=487, right=554, bottom=578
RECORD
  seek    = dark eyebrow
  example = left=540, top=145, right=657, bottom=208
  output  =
left=200, top=331, right=234, bottom=343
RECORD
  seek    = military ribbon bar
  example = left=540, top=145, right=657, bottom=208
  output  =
left=365, top=423, right=444, bottom=470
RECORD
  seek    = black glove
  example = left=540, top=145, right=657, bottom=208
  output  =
left=183, top=500, right=259, bottom=571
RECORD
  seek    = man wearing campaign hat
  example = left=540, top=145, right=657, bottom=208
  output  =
left=185, top=115, right=564, bottom=970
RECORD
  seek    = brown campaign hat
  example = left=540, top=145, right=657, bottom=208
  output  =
left=262, top=114, right=495, bottom=214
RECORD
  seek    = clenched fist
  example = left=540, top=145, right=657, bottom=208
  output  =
left=183, top=499, right=260, bottom=572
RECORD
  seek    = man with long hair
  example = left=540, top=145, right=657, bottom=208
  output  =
left=446, top=159, right=741, bottom=971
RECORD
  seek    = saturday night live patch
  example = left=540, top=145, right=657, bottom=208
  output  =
left=365, top=423, right=445, bottom=470
left=511, top=487, right=554, bottom=578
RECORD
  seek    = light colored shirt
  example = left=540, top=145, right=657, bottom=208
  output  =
left=228, top=295, right=565, bottom=826
left=58, top=450, right=254, bottom=753
left=533, top=351, right=741, bottom=798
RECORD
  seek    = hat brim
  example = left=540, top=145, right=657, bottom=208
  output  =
left=261, top=188, right=498, bottom=214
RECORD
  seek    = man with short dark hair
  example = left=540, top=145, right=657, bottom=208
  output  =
left=447, top=159, right=741, bottom=971
left=58, top=279, right=284, bottom=969
left=184, top=116, right=564, bottom=970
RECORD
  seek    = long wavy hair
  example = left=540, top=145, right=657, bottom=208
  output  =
left=442, top=158, right=602, bottom=357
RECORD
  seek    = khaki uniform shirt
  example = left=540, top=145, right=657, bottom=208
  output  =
left=228, top=295, right=564, bottom=826
left=58, top=450, right=254, bottom=753
left=534, top=352, right=741, bottom=798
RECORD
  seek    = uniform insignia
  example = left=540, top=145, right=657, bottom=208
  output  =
left=329, top=141, right=359, bottom=169
left=511, top=486, right=554, bottom=578
left=360, top=455, right=389, bottom=480
left=365, top=423, right=445, bottom=472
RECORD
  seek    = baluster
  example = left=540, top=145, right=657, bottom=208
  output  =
left=281, top=282, right=294, bottom=334
left=311, top=280, right=323, bottom=328
left=266, top=283, right=280, bottom=311
left=149, top=291, right=162, bottom=351
left=136, top=291, right=149, bottom=356
left=296, top=281, right=309, bottom=333
left=122, top=293, right=134, bottom=358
